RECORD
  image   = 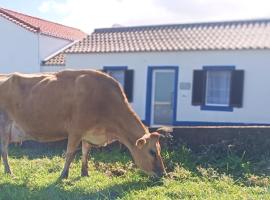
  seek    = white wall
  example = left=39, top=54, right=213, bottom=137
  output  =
left=0, top=16, right=39, bottom=73
left=39, top=34, right=70, bottom=61
left=40, top=65, right=65, bottom=72
left=65, top=50, right=270, bottom=124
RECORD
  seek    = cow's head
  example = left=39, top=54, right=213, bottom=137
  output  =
left=132, top=129, right=169, bottom=177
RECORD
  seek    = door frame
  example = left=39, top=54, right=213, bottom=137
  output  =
left=145, top=66, right=179, bottom=126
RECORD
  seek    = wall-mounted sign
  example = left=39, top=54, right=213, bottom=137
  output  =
left=180, top=82, right=191, bottom=90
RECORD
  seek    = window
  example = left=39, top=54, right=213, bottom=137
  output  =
left=102, top=67, right=134, bottom=102
left=205, top=70, right=231, bottom=106
left=106, top=69, right=125, bottom=87
left=192, top=66, right=244, bottom=111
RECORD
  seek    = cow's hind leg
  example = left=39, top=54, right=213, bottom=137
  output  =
left=1, top=133, right=12, bottom=174
left=59, top=135, right=81, bottom=179
left=81, top=141, right=91, bottom=177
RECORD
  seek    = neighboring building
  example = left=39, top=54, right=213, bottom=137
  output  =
left=0, top=7, right=86, bottom=73
left=38, top=19, right=270, bottom=126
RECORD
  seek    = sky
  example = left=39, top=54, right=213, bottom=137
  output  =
left=1, top=0, right=270, bottom=34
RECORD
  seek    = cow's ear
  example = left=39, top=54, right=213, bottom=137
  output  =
left=156, top=127, right=173, bottom=135
left=136, top=138, right=146, bottom=149
left=156, top=127, right=173, bottom=138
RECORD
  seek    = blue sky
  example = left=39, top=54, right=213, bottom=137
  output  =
left=0, top=0, right=64, bottom=22
left=1, top=0, right=270, bottom=34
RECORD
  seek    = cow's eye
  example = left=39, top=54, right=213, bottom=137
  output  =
left=149, top=149, right=156, bottom=157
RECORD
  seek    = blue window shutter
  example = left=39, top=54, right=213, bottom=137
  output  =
left=230, top=70, right=244, bottom=107
left=192, top=70, right=206, bottom=105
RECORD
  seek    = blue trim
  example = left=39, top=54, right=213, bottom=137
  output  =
left=201, top=105, right=233, bottom=112
left=173, top=67, right=179, bottom=124
left=103, top=66, right=128, bottom=71
left=145, top=66, right=179, bottom=126
left=173, top=121, right=270, bottom=126
left=145, top=68, right=152, bottom=126
left=200, top=65, right=235, bottom=112
left=203, top=65, right=235, bottom=70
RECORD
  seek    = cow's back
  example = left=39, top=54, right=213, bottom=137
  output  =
left=0, top=70, right=126, bottom=141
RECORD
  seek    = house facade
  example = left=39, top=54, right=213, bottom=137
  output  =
left=39, top=19, right=270, bottom=126
left=0, top=7, right=86, bottom=73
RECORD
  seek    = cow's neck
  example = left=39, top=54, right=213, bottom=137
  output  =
left=118, top=112, right=148, bottom=150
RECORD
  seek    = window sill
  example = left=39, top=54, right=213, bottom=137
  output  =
left=200, top=105, right=233, bottom=112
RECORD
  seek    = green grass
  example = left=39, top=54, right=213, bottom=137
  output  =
left=0, top=144, right=270, bottom=200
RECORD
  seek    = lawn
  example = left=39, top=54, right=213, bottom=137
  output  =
left=0, top=141, right=270, bottom=200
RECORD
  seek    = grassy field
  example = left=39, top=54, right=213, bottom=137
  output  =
left=0, top=142, right=270, bottom=200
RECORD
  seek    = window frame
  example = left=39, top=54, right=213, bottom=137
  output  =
left=103, top=66, right=128, bottom=87
left=205, top=69, right=232, bottom=107
left=201, top=66, right=235, bottom=112
left=102, top=66, right=134, bottom=102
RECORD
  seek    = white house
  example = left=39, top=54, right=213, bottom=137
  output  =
left=0, top=7, right=86, bottom=73
left=40, top=19, right=270, bottom=126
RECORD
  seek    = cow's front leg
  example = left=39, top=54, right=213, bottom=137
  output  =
left=60, top=135, right=81, bottom=179
left=81, top=140, right=91, bottom=177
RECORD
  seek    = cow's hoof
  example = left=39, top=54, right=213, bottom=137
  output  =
left=81, top=170, right=89, bottom=177
left=5, top=169, right=12, bottom=175
left=59, top=171, right=69, bottom=179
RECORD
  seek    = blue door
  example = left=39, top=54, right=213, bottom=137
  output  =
left=147, top=67, right=178, bottom=125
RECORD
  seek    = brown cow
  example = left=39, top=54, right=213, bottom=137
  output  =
left=0, top=70, right=166, bottom=178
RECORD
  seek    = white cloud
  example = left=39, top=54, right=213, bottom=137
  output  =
left=38, top=1, right=51, bottom=13
left=38, top=0, right=270, bottom=34
left=39, top=0, right=175, bottom=33
left=38, top=0, right=70, bottom=15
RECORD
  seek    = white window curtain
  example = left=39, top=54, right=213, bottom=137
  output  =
left=205, top=70, right=231, bottom=106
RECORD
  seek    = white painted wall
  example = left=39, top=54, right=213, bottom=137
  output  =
left=65, top=50, right=270, bottom=124
left=39, top=34, right=70, bottom=61
left=40, top=65, right=65, bottom=72
left=0, top=16, right=39, bottom=73
left=0, top=16, right=73, bottom=73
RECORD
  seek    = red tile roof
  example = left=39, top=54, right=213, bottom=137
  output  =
left=42, top=52, right=65, bottom=66
left=44, top=18, right=270, bottom=66
left=0, top=7, right=86, bottom=41
left=65, top=19, right=270, bottom=53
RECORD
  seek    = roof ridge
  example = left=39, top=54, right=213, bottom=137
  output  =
left=94, top=18, right=270, bottom=33
left=0, top=7, right=83, bottom=32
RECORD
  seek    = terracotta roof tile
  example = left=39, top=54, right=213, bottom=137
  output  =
left=65, top=19, right=270, bottom=53
left=0, top=7, right=86, bottom=41
left=45, top=19, right=270, bottom=65
left=42, top=53, right=65, bottom=66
